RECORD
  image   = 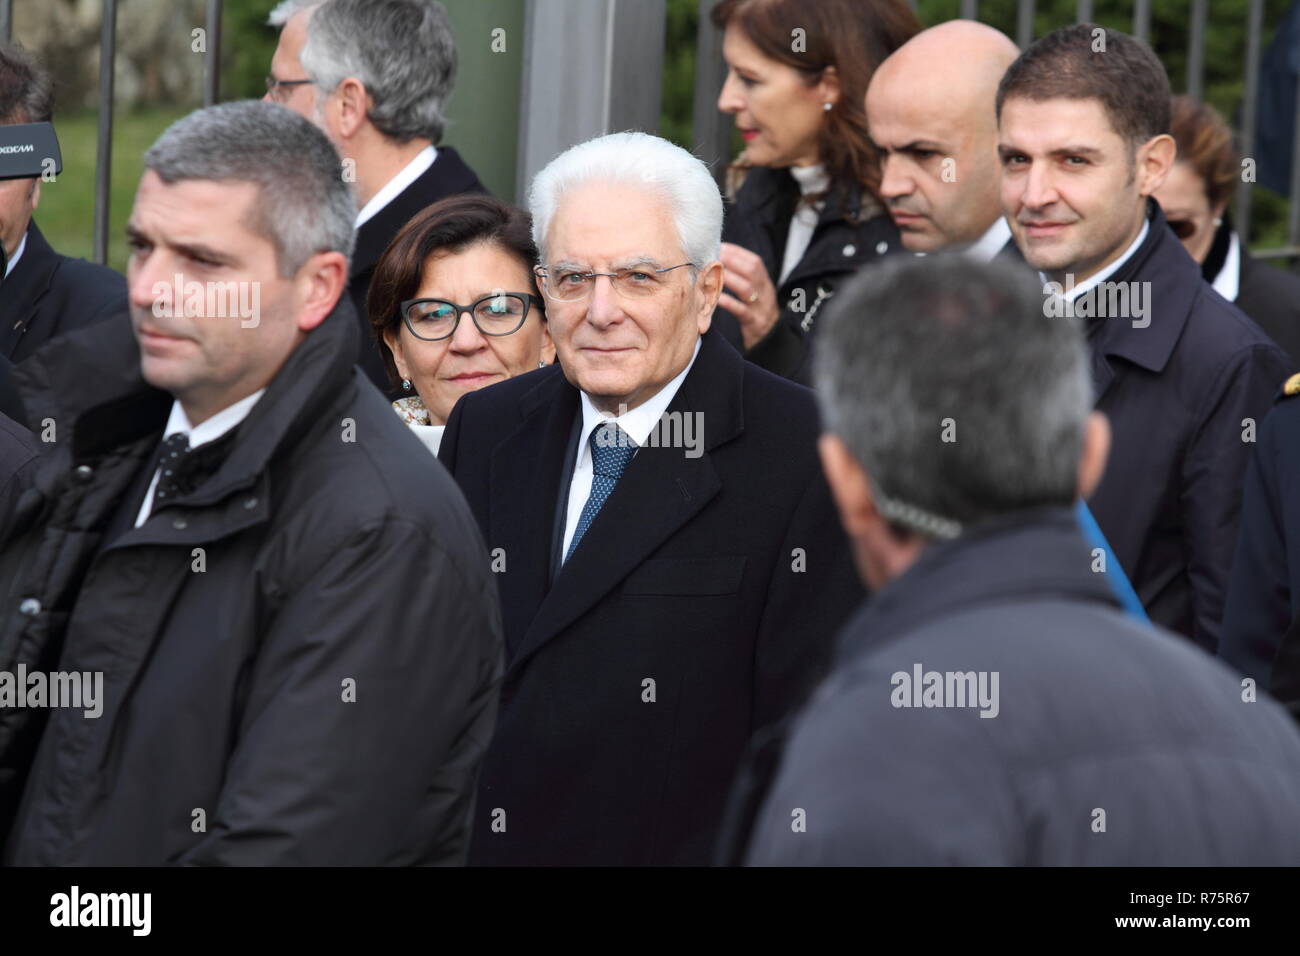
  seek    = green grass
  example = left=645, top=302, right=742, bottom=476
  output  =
left=35, top=108, right=188, bottom=274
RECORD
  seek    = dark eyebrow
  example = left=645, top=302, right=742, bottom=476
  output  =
left=1049, top=145, right=1105, bottom=161
left=172, top=241, right=236, bottom=265
left=125, top=223, right=234, bottom=265
left=898, top=140, right=946, bottom=154
left=998, top=144, right=1106, bottom=162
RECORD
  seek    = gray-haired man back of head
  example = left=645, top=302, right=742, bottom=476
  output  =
left=814, top=254, right=1109, bottom=588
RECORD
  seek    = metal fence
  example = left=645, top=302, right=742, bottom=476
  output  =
left=0, top=0, right=1294, bottom=264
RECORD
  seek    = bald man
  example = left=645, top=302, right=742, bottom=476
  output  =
left=866, top=20, right=1020, bottom=259
left=863, top=21, right=1148, bottom=623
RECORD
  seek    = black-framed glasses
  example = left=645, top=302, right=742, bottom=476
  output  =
left=535, top=262, right=696, bottom=302
left=399, top=293, right=544, bottom=341
left=265, top=75, right=314, bottom=101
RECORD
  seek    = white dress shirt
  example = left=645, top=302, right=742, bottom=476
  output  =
left=354, top=144, right=437, bottom=228
left=964, top=217, right=1013, bottom=263
left=5, top=232, right=27, bottom=279
left=560, top=337, right=702, bottom=562
left=134, top=389, right=265, bottom=527
left=1210, top=230, right=1242, bottom=302
left=778, top=164, right=831, bottom=286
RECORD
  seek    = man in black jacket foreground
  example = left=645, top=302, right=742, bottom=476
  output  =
left=0, top=101, right=502, bottom=865
left=737, top=255, right=1300, bottom=866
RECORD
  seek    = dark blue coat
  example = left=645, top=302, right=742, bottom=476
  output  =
left=1220, top=382, right=1300, bottom=714
left=1082, top=201, right=1289, bottom=652
left=439, top=328, right=864, bottom=864
left=738, top=507, right=1300, bottom=865
left=0, top=222, right=125, bottom=363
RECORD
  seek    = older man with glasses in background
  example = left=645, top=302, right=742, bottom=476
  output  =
left=439, top=131, right=863, bottom=866
left=264, top=0, right=487, bottom=392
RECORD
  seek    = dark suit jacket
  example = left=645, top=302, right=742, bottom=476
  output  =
left=1220, top=387, right=1300, bottom=703
left=439, top=329, right=865, bottom=864
left=0, top=221, right=126, bottom=363
left=347, top=146, right=486, bottom=390
left=0, top=356, right=25, bottom=427
left=1082, top=201, right=1290, bottom=652
left=1236, top=249, right=1300, bottom=373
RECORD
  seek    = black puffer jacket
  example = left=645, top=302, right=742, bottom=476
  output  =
left=715, top=167, right=901, bottom=384
left=0, top=301, right=503, bottom=865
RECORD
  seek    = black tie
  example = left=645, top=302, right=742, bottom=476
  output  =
left=151, top=433, right=191, bottom=507
left=150, top=428, right=240, bottom=510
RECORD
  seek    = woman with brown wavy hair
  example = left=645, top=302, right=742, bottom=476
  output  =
left=712, top=0, right=919, bottom=383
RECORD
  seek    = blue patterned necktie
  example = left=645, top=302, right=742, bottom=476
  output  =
left=564, top=422, right=637, bottom=563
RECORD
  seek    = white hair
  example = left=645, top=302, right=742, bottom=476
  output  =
left=267, top=0, right=316, bottom=27
left=528, top=131, right=723, bottom=267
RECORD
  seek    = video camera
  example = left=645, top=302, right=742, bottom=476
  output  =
left=0, top=122, right=62, bottom=279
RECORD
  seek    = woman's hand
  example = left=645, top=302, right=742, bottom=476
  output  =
left=717, top=242, right=781, bottom=350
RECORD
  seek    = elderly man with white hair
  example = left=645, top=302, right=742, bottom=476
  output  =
left=439, top=131, right=863, bottom=866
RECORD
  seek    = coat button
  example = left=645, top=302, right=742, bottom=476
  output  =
left=842, top=243, right=856, bottom=257
left=19, top=598, right=40, bottom=616
left=876, top=240, right=889, bottom=254
left=173, top=517, right=188, bottom=530
left=243, top=497, right=258, bottom=510
left=74, top=465, right=94, bottom=483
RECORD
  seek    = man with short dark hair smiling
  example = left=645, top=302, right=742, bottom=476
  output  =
left=996, top=24, right=1287, bottom=651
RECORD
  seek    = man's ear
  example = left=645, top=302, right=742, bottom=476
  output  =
left=818, top=432, right=877, bottom=538
left=29, top=179, right=40, bottom=211
left=1078, top=411, right=1111, bottom=500
left=296, top=250, right=348, bottom=332
left=695, top=260, right=724, bottom=333
left=1136, top=133, right=1177, bottom=197
left=335, top=77, right=369, bottom=140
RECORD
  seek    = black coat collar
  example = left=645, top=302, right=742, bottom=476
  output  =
left=1072, top=200, right=1200, bottom=397
left=0, top=222, right=58, bottom=344
left=736, top=164, right=867, bottom=228
left=350, top=145, right=485, bottom=280
left=487, top=329, right=745, bottom=674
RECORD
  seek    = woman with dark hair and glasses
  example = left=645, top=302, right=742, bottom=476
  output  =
left=1154, top=95, right=1300, bottom=367
left=368, top=194, right=555, bottom=455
